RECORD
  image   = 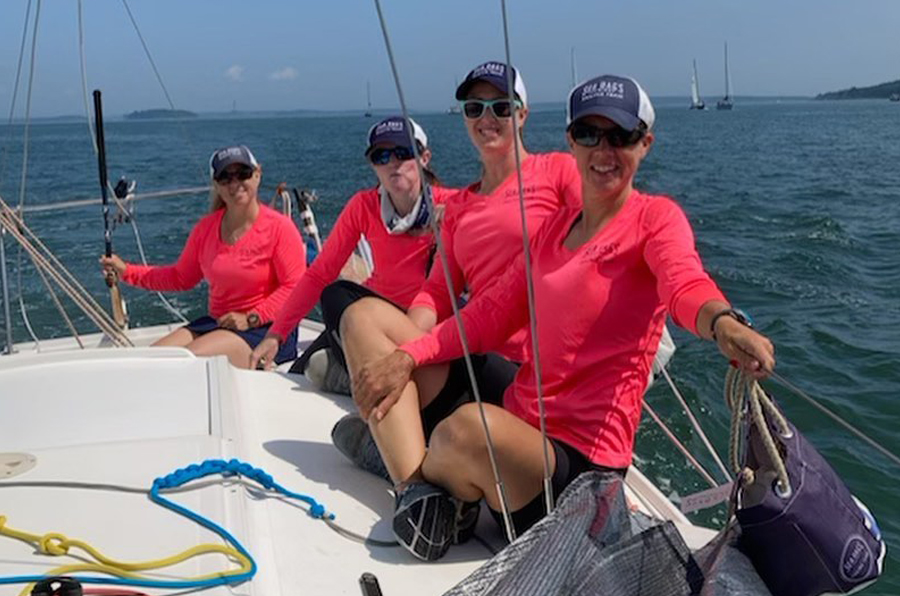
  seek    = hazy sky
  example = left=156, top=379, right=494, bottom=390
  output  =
left=1, top=0, right=898, bottom=117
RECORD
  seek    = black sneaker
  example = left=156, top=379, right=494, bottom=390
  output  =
left=392, top=482, right=456, bottom=561
left=331, top=414, right=391, bottom=483
left=452, top=499, right=480, bottom=545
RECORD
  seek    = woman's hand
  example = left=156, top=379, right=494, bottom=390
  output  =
left=352, top=350, right=416, bottom=421
left=715, top=316, right=776, bottom=379
left=217, top=311, right=250, bottom=331
left=250, top=335, right=280, bottom=371
left=99, top=254, right=127, bottom=278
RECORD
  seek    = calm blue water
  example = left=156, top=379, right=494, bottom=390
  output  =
left=2, top=99, right=899, bottom=593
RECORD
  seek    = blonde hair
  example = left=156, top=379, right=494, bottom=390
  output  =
left=209, top=186, right=225, bottom=212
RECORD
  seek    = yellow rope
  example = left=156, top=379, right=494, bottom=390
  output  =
left=0, top=514, right=252, bottom=596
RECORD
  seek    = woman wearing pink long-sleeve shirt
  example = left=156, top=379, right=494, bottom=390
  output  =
left=335, top=62, right=581, bottom=561
left=100, top=145, right=306, bottom=369
left=353, top=75, right=776, bottom=561
left=249, top=116, right=452, bottom=376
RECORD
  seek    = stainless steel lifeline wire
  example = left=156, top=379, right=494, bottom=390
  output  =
left=500, top=0, right=555, bottom=516
left=371, top=0, right=518, bottom=543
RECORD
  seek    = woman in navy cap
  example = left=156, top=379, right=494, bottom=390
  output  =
left=249, top=116, right=455, bottom=383
left=334, top=61, right=583, bottom=561
left=354, top=74, right=776, bottom=560
left=100, top=145, right=306, bottom=368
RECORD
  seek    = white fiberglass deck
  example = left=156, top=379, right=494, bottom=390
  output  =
left=0, top=322, right=714, bottom=595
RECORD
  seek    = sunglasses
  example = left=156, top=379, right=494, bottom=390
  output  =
left=215, top=165, right=255, bottom=183
left=368, top=146, right=416, bottom=165
left=569, top=121, right=645, bottom=148
left=461, top=98, right=522, bottom=119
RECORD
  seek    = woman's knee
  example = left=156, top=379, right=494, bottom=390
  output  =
left=338, top=297, right=383, bottom=339
left=429, top=403, right=492, bottom=457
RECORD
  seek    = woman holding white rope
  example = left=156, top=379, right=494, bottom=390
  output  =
left=355, top=75, right=775, bottom=560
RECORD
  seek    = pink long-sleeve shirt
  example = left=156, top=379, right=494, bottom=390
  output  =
left=122, top=204, right=306, bottom=322
left=402, top=191, right=727, bottom=468
left=410, top=152, right=581, bottom=362
left=269, top=186, right=455, bottom=340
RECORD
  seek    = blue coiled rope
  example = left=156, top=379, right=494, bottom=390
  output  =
left=0, top=458, right=333, bottom=590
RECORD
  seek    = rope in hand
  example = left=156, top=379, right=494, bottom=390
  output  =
left=724, top=367, right=792, bottom=496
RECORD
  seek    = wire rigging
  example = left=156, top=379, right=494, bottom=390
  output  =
left=499, top=0, right=555, bottom=516
left=0, top=0, right=34, bottom=188
left=77, top=0, right=187, bottom=325
left=13, top=0, right=45, bottom=350
left=371, top=0, right=518, bottom=543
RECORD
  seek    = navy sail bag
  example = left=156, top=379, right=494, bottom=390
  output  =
left=730, top=375, right=885, bottom=596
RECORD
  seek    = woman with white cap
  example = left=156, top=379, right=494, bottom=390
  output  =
left=335, top=61, right=582, bottom=561
left=100, top=145, right=306, bottom=368
left=249, top=116, right=453, bottom=377
left=354, top=74, right=776, bottom=560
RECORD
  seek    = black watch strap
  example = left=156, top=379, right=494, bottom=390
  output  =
left=247, top=312, right=261, bottom=327
left=710, top=308, right=751, bottom=340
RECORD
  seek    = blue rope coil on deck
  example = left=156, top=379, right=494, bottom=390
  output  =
left=0, top=458, right=334, bottom=591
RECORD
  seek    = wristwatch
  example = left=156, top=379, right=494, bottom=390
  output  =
left=247, top=312, right=261, bottom=328
left=710, top=308, right=751, bottom=340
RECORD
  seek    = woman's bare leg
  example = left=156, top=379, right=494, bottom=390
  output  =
left=423, top=403, right=556, bottom=511
left=340, top=297, right=450, bottom=484
left=186, top=330, right=253, bottom=369
left=152, top=327, right=196, bottom=347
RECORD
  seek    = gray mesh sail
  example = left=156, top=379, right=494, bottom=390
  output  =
left=445, top=471, right=773, bottom=596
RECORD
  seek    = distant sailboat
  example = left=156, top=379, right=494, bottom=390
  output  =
left=690, top=59, right=706, bottom=110
left=890, top=93, right=900, bottom=102
left=447, top=78, right=462, bottom=114
left=717, top=42, right=734, bottom=110
left=364, top=81, right=373, bottom=118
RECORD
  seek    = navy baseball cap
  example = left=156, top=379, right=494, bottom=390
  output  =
left=566, top=75, right=655, bottom=131
left=209, top=145, right=259, bottom=179
left=365, top=116, right=428, bottom=155
left=455, top=61, right=528, bottom=106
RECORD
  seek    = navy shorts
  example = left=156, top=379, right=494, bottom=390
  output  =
left=184, top=316, right=298, bottom=364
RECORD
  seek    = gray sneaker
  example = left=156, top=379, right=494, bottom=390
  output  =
left=393, top=482, right=456, bottom=561
left=306, top=348, right=351, bottom=396
left=331, top=414, right=391, bottom=483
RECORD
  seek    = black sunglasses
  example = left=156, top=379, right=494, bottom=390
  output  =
left=215, top=165, right=255, bottom=183
left=569, top=121, right=645, bottom=148
left=461, top=98, right=521, bottom=119
left=369, top=146, right=416, bottom=165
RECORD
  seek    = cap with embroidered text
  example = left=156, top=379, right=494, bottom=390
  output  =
left=567, top=75, right=655, bottom=131
left=365, top=116, right=428, bottom=155
left=209, top=145, right=259, bottom=179
left=455, top=61, right=528, bottom=106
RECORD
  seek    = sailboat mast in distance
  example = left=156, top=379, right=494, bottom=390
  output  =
left=364, top=81, right=373, bottom=117
left=570, top=47, right=578, bottom=88
left=717, top=42, right=734, bottom=110
left=690, top=59, right=706, bottom=110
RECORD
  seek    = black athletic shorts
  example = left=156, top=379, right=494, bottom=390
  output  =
left=420, top=353, right=520, bottom=438
left=488, top=440, right=626, bottom=537
left=292, top=280, right=396, bottom=373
